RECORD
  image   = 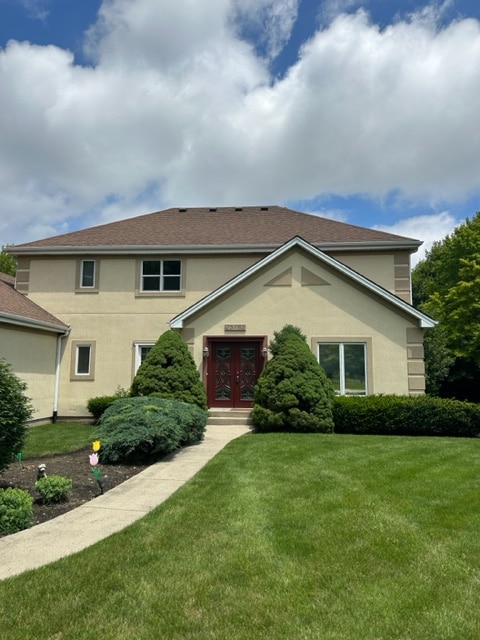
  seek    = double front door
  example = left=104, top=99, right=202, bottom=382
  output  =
left=206, top=339, right=263, bottom=408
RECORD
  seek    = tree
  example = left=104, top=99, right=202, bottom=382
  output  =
left=0, top=247, right=16, bottom=276
left=412, top=212, right=480, bottom=400
left=252, top=328, right=335, bottom=433
left=0, top=360, right=33, bottom=472
left=130, top=330, right=207, bottom=409
left=268, top=323, right=307, bottom=357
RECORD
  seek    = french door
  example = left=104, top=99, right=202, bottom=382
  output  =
left=206, top=339, right=263, bottom=408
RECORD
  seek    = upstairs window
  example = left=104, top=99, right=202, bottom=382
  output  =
left=81, top=260, right=95, bottom=288
left=318, top=342, right=367, bottom=396
left=141, top=260, right=181, bottom=292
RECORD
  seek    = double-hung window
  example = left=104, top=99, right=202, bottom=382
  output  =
left=141, top=260, right=181, bottom=292
left=318, top=342, right=367, bottom=395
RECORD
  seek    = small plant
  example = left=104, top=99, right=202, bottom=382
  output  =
left=89, top=440, right=107, bottom=494
left=35, top=475, right=72, bottom=504
left=0, top=487, right=33, bottom=535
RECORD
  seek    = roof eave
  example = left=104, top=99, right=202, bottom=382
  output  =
left=8, top=239, right=422, bottom=257
left=0, top=312, right=70, bottom=334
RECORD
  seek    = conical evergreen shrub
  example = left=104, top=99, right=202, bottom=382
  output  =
left=130, top=330, right=207, bottom=409
left=252, top=330, right=335, bottom=433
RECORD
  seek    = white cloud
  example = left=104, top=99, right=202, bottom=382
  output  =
left=375, top=211, right=458, bottom=265
left=1, top=1, right=480, bottom=245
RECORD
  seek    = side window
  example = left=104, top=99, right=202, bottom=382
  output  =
left=318, top=342, right=367, bottom=395
left=76, top=259, right=99, bottom=292
left=140, top=260, right=181, bottom=293
left=71, top=341, right=96, bottom=380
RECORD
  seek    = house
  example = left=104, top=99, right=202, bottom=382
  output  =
left=6, top=205, right=435, bottom=422
left=0, top=271, right=69, bottom=421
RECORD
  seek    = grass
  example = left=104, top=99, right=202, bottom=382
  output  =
left=2, top=432, right=480, bottom=639
left=22, top=422, right=94, bottom=457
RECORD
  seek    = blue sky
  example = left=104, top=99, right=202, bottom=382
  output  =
left=1, top=0, right=480, bottom=263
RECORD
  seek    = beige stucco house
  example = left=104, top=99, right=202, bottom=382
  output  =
left=6, top=205, right=434, bottom=421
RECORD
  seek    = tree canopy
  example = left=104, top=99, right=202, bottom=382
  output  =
left=412, top=212, right=480, bottom=400
left=0, top=247, right=16, bottom=276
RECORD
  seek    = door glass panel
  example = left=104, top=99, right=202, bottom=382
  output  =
left=239, top=346, right=256, bottom=400
left=215, top=347, right=232, bottom=400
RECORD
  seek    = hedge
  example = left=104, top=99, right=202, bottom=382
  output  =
left=333, top=395, right=480, bottom=437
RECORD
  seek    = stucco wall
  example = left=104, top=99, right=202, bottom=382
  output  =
left=0, top=324, right=58, bottom=421
left=22, top=248, right=418, bottom=416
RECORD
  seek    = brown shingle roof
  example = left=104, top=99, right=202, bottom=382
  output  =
left=10, top=206, right=420, bottom=252
left=0, top=272, right=68, bottom=331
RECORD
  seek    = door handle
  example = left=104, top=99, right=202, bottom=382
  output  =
left=235, top=372, right=240, bottom=383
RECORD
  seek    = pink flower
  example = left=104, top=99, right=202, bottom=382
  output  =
left=89, top=453, right=99, bottom=466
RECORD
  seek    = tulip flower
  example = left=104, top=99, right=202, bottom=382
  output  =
left=92, top=440, right=101, bottom=452
left=89, top=452, right=99, bottom=466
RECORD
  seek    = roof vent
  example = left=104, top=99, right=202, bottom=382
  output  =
left=178, top=208, right=187, bottom=212
left=209, top=208, right=217, bottom=212
left=235, top=207, right=243, bottom=211
left=260, top=206, right=269, bottom=211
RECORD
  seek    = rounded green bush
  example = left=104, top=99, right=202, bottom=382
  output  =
left=0, top=487, right=33, bottom=535
left=94, top=396, right=208, bottom=463
left=35, top=475, right=72, bottom=504
left=252, top=329, right=335, bottom=433
left=0, top=359, right=33, bottom=472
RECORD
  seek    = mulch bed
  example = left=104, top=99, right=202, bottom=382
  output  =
left=0, top=447, right=149, bottom=537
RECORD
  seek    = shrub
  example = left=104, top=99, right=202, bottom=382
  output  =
left=0, top=488, right=33, bottom=535
left=333, top=395, right=480, bottom=437
left=35, top=475, right=72, bottom=504
left=88, top=387, right=130, bottom=423
left=269, top=324, right=307, bottom=357
left=0, top=359, right=33, bottom=472
left=94, top=396, right=208, bottom=463
left=130, top=330, right=207, bottom=409
left=252, top=331, right=335, bottom=433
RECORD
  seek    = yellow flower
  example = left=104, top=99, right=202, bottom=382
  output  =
left=92, top=440, right=101, bottom=452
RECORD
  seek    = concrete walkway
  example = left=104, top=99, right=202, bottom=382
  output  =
left=0, top=424, right=250, bottom=581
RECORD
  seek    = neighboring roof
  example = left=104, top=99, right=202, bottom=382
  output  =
left=9, top=206, right=421, bottom=255
left=170, top=236, right=436, bottom=329
left=0, top=272, right=69, bottom=333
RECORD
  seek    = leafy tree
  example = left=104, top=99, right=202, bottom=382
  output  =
left=412, top=212, right=480, bottom=399
left=130, top=330, right=207, bottom=409
left=252, top=329, right=335, bottom=433
left=0, top=360, right=33, bottom=472
left=0, top=247, right=16, bottom=276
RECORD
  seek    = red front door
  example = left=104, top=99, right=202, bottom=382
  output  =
left=207, top=340, right=263, bottom=408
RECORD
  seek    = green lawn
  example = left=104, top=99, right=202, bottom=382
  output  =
left=22, top=422, right=94, bottom=457
left=2, top=433, right=480, bottom=639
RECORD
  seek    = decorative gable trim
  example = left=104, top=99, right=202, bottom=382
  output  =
left=265, top=268, right=292, bottom=287
left=169, top=236, right=436, bottom=329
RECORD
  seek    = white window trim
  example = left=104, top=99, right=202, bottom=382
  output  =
left=136, top=259, right=183, bottom=296
left=133, top=342, right=155, bottom=374
left=317, top=340, right=369, bottom=396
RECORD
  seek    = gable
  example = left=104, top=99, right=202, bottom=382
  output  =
left=169, top=237, right=435, bottom=330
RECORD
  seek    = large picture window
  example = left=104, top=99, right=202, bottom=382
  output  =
left=141, top=260, right=181, bottom=292
left=318, top=342, right=367, bottom=395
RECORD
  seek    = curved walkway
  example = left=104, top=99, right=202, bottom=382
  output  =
left=0, top=424, right=250, bottom=581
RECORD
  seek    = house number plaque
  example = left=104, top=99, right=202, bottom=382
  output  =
left=224, top=324, right=246, bottom=332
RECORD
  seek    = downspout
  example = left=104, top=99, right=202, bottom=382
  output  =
left=53, top=328, right=70, bottom=423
